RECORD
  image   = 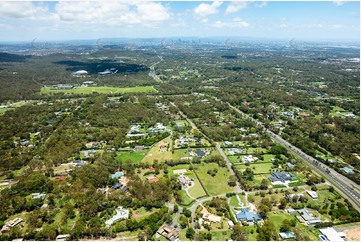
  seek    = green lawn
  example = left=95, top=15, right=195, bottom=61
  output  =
left=140, top=136, right=173, bottom=163
left=227, top=155, right=241, bottom=163
left=263, top=154, right=276, bottom=162
left=116, top=149, right=149, bottom=164
left=187, top=172, right=207, bottom=199
left=252, top=174, right=269, bottom=185
left=235, top=162, right=273, bottom=174
left=194, top=163, right=235, bottom=196
left=172, top=148, right=191, bottom=161
left=210, top=230, right=232, bottom=240
left=41, top=85, right=157, bottom=94
left=267, top=212, right=292, bottom=228
left=230, top=195, right=240, bottom=207
left=179, top=190, right=193, bottom=205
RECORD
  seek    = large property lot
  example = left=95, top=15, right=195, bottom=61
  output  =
left=41, top=85, right=157, bottom=94
left=193, top=163, right=235, bottom=196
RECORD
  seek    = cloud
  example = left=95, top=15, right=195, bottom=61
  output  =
left=333, top=1, right=345, bottom=6
left=279, top=24, right=288, bottom=28
left=0, top=1, right=170, bottom=28
left=55, top=1, right=170, bottom=26
left=210, top=17, right=250, bottom=29
left=225, top=1, right=247, bottom=14
left=194, top=1, right=223, bottom=17
left=255, top=2, right=268, bottom=8
left=0, top=2, right=53, bottom=20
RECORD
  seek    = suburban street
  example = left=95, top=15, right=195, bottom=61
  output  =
left=170, top=101, right=242, bottom=193
left=222, top=99, right=361, bottom=212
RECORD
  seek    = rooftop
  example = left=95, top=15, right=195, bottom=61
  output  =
left=319, top=227, right=345, bottom=241
left=269, top=171, right=295, bottom=182
left=105, top=207, right=129, bottom=227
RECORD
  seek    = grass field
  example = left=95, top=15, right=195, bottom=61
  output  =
left=194, top=163, right=235, bottom=196
left=179, top=190, right=193, bottom=206
left=230, top=195, right=240, bottom=207
left=210, top=230, right=232, bottom=240
left=116, top=149, right=149, bottom=164
left=172, top=148, right=192, bottom=160
left=227, top=155, right=242, bottom=163
left=234, top=162, right=273, bottom=174
left=187, top=172, right=207, bottom=199
left=41, top=85, right=157, bottom=94
left=140, top=136, right=172, bottom=163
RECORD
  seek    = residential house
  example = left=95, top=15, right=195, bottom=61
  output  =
left=224, top=141, right=233, bottom=146
left=55, top=175, right=67, bottom=181
left=156, top=224, right=179, bottom=241
left=105, top=207, right=129, bottom=227
left=31, top=193, right=46, bottom=200
left=130, top=125, right=141, bottom=133
left=279, top=231, right=295, bottom=240
left=269, top=171, right=295, bottom=183
left=195, top=149, right=207, bottom=158
left=242, top=155, right=258, bottom=163
left=227, top=148, right=242, bottom=155
left=319, top=227, right=345, bottom=241
left=1, top=218, right=23, bottom=233
left=85, top=141, right=99, bottom=149
left=297, top=208, right=321, bottom=225
left=236, top=208, right=261, bottom=222
left=148, top=177, right=160, bottom=183
left=159, top=141, right=168, bottom=148
left=82, top=149, right=97, bottom=159
left=178, top=175, right=191, bottom=187
left=306, top=190, right=318, bottom=200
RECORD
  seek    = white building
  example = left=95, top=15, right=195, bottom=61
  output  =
left=105, top=207, right=129, bottom=227
left=306, top=190, right=318, bottom=200
left=319, top=227, right=345, bottom=241
left=242, top=155, right=258, bottom=163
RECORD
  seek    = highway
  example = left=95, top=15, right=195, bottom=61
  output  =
left=224, top=100, right=360, bottom=212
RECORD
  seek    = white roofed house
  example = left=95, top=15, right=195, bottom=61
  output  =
left=105, top=206, right=129, bottom=227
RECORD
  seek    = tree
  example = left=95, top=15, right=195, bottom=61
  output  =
left=280, top=219, right=292, bottom=232
left=231, top=224, right=248, bottom=241
left=228, top=175, right=238, bottom=186
left=186, top=227, right=195, bottom=239
left=257, top=220, right=277, bottom=241
left=173, top=204, right=179, bottom=213
left=183, top=208, right=192, bottom=218
left=279, top=197, right=288, bottom=209
left=260, top=179, right=268, bottom=190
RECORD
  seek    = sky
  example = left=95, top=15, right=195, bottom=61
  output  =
left=0, top=1, right=359, bottom=42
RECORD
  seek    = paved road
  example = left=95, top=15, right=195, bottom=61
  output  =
left=220, top=98, right=360, bottom=212
left=149, top=59, right=163, bottom=83
left=170, top=101, right=241, bottom=193
left=170, top=101, right=242, bottom=229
